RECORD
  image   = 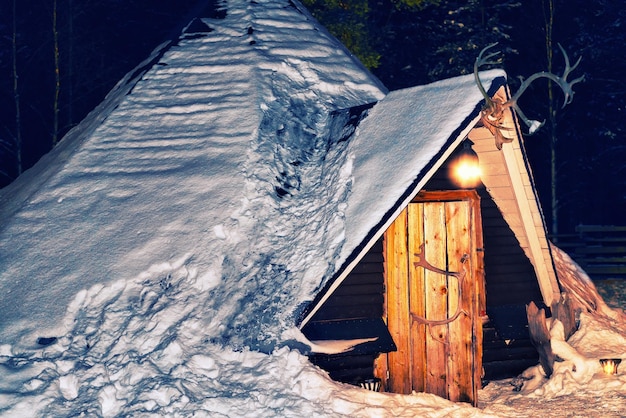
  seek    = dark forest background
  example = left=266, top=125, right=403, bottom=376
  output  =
left=1, top=0, right=625, bottom=236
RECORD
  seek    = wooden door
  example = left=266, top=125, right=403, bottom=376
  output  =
left=376, top=191, right=485, bottom=405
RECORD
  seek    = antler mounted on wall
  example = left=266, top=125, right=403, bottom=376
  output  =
left=474, top=43, right=584, bottom=150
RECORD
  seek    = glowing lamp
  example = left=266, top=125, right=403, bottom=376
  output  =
left=600, top=358, right=621, bottom=375
left=451, top=139, right=481, bottom=188
left=358, top=378, right=381, bottom=392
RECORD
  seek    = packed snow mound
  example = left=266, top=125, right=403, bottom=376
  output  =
left=480, top=306, right=626, bottom=417
left=511, top=245, right=626, bottom=398
left=0, top=0, right=388, bottom=413
left=0, top=252, right=489, bottom=417
left=0, top=0, right=384, bottom=347
left=511, top=312, right=626, bottom=397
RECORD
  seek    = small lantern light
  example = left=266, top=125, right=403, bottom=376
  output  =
left=600, top=358, right=621, bottom=375
left=358, top=377, right=381, bottom=392
left=451, top=139, right=481, bottom=188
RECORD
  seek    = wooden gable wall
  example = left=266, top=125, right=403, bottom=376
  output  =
left=421, top=159, right=544, bottom=306
left=306, top=238, right=384, bottom=322
left=301, top=85, right=560, bottom=388
left=305, top=141, right=545, bottom=385
left=303, top=238, right=387, bottom=385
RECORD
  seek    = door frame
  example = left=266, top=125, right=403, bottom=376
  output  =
left=375, top=190, right=485, bottom=405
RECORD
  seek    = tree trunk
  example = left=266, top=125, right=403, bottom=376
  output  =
left=544, top=0, right=558, bottom=236
left=67, top=0, right=74, bottom=127
left=12, top=0, right=22, bottom=176
left=52, top=0, right=61, bottom=146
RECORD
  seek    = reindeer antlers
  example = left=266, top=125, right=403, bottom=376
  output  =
left=474, top=43, right=584, bottom=149
left=474, top=42, right=502, bottom=103
left=509, top=43, right=584, bottom=109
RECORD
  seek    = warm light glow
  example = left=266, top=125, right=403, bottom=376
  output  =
left=451, top=156, right=481, bottom=188
left=450, top=139, right=481, bottom=188
left=600, top=358, right=621, bottom=375
left=454, top=158, right=481, bottom=184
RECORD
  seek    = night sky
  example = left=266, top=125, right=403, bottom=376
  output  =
left=1, top=0, right=625, bottom=234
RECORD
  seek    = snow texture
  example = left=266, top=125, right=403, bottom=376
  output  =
left=0, top=0, right=624, bottom=416
left=341, top=71, right=503, bottom=266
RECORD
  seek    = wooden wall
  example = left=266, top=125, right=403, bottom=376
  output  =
left=304, top=239, right=386, bottom=385
left=306, top=239, right=384, bottom=322
left=303, top=138, right=547, bottom=386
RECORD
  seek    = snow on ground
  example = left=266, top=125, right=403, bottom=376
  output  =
left=0, top=247, right=623, bottom=417
left=480, top=311, right=626, bottom=417
left=0, top=0, right=625, bottom=416
left=479, top=248, right=626, bottom=417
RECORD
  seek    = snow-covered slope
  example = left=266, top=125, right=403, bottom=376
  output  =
left=0, top=0, right=385, bottom=347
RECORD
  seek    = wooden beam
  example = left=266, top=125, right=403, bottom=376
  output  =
left=470, top=86, right=560, bottom=307
left=423, top=201, right=449, bottom=397
left=500, top=134, right=560, bottom=306
left=384, top=208, right=412, bottom=394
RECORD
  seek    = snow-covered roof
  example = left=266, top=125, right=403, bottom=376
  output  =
left=342, top=70, right=505, bottom=266
left=0, top=0, right=501, bottom=349
left=299, top=69, right=508, bottom=325
left=0, top=0, right=386, bottom=345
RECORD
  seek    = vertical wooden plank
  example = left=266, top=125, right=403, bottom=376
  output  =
left=423, top=201, right=449, bottom=398
left=471, top=196, right=485, bottom=407
left=445, top=200, right=474, bottom=404
left=373, top=353, right=389, bottom=393
left=384, top=208, right=412, bottom=394
left=407, top=203, right=426, bottom=393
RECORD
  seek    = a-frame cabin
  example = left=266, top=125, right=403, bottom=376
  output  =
left=299, top=75, right=561, bottom=406
left=0, top=0, right=562, bottom=410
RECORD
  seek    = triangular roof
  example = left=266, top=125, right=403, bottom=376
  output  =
left=299, top=75, right=561, bottom=326
left=342, top=70, right=506, bottom=265
left=0, top=0, right=557, bottom=351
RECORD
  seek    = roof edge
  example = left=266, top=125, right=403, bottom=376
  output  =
left=0, top=1, right=219, bottom=220
left=0, top=39, right=176, bottom=224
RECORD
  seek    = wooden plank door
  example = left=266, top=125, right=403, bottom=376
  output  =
left=376, top=191, right=484, bottom=406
